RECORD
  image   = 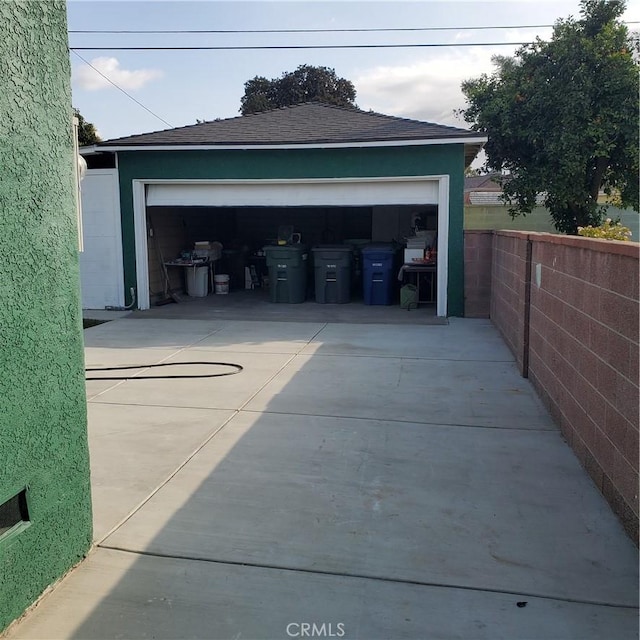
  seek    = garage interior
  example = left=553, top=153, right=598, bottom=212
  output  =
left=145, top=203, right=439, bottom=310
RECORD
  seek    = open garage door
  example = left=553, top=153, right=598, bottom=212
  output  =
left=146, top=178, right=440, bottom=208
left=133, top=177, right=449, bottom=314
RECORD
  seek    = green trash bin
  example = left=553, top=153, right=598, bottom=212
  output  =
left=400, top=283, right=418, bottom=310
left=312, top=245, right=353, bottom=303
left=263, top=245, right=308, bottom=303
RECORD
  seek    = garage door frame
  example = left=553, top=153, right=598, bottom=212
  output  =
left=132, top=176, right=450, bottom=315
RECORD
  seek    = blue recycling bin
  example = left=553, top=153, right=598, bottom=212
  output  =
left=362, top=244, right=397, bottom=305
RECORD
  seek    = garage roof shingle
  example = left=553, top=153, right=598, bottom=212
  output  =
left=98, top=102, right=481, bottom=147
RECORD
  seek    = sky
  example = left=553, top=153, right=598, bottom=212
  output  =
left=67, top=0, right=640, bottom=145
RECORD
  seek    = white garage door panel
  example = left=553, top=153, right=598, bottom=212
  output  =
left=79, top=170, right=124, bottom=309
left=147, top=178, right=439, bottom=208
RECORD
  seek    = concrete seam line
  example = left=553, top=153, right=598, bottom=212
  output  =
left=295, top=352, right=516, bottom=363
left=236, top=409, right=558, bottom=432
left=86, top=400, right=240, bottom=410
left=236, top=354, right=299, bottom=411
left=97, top=546, right=640, bottom=611
left=86, top=401, right=234, bottom=413
left=234, top=322, right=328, bottom=412
left=85, top=374, right=134, bottom=400
left=93, top=411, right=239, bottom=546
left=92, top=325, right=324, bottom=546
left=84, top=401, right=558, bottom=432
left=86, top=344, right=188, bottom=401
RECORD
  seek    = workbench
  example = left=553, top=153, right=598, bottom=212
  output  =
left=164, top=260, right=215, bottom=294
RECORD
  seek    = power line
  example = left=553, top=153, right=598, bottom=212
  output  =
left=71, top=50, right=173, bottom=128
left=70, top=25, right=549, bottom=35
left=68, top=22, right=639, bottom=34
left=70, top=42, right=533, bottom=51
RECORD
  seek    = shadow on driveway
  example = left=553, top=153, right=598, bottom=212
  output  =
left=8, top=318, right=639, bottom=640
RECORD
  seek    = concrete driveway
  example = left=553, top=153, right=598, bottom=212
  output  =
left=7, top=317, right=638, bottom=640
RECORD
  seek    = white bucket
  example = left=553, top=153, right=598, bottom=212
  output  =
left=214, top=274, right=230, bottom=295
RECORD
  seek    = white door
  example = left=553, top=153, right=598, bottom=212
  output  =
left=79, top=169, right=124, bottom=309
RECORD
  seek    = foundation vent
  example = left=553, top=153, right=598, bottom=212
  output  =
left=0, top=489, right=30, bottom=538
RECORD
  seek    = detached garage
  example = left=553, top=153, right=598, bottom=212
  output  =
left=81, top=102, right=485, bottom=316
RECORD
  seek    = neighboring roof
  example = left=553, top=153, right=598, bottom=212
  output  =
left=97, top=102, right=485, bottom=149
left=464, top=174, right=502, bottom=191
left=464, top=174, right=504, bottom=204
left=463, top=175, right=552, bottom=206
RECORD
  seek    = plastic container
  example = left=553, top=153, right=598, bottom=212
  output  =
left=362, top=244, right=397, bottom=305
left=263, top=245, right=308, bottom=303
left=186, top=266, right=208, bottom=297
left=312, top=245, right=352, bottom=304
left=214, top=273, right=230, bottom=295
left=400, top=284, right=418, bottom=310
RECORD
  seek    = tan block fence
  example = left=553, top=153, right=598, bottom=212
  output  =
left=464, top=230, right=639, bottom=542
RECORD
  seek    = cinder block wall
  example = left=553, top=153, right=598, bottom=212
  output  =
left=490, top=231, right=531, bottom=372
left=527, top=234, right=639, bottom=540
left=463, top=230, right=493, bottom=318
left=491, top=231, right=639, bottom=541
left=0, top=2, right=92, bottom=631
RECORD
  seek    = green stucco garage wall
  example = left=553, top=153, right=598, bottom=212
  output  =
left=117, top=145, right=466, bottom=315
left=0, top=2, right=92, bottom=631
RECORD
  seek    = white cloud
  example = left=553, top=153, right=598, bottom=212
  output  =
left=353, top=29, right=553, bottom=128
left=355, top=49, right=498, bottom=128
left=73, top=57, right=163, bottom=91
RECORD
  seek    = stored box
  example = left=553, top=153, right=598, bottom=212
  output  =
left=404, top=249, right=424, bottom=263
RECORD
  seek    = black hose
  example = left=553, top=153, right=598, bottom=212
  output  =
left=85, top=361, right=244, bottom=381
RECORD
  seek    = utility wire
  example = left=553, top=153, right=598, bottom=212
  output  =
left=71, top=50, right=172, bottom=128
left=70, top=42, right=533, bottom=51
left=68, top=22, right=639, bottom=34
left=70, top=25, right=547, bottom=34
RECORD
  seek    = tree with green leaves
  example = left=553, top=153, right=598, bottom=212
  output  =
left=73, top=108, right=101, bottom=146
left=240, top=65, right=357, bottom=115
left=460, top=0, right=639, bottom=234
